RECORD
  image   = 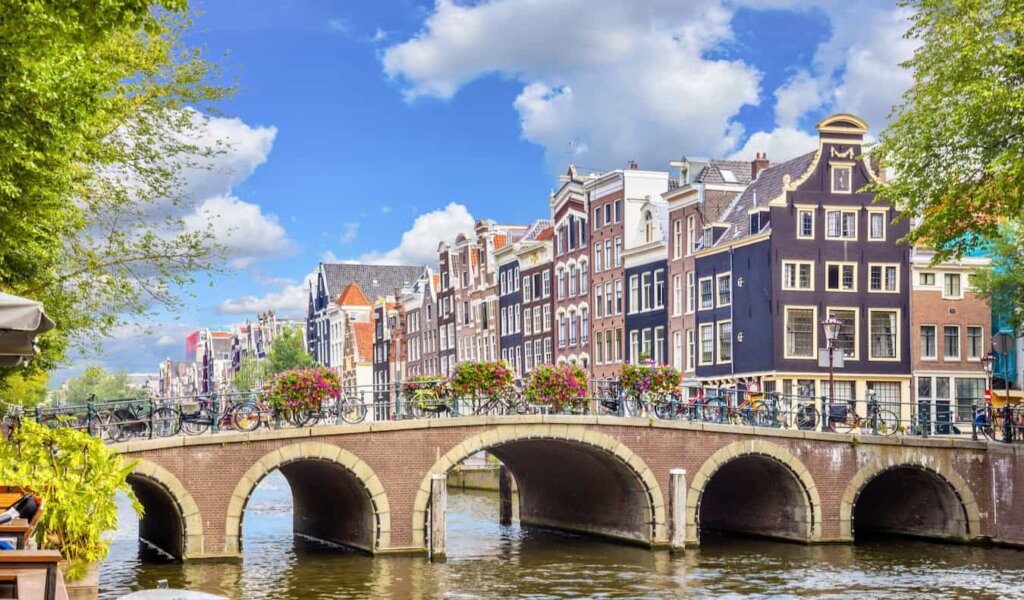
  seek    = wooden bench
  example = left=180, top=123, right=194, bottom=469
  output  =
left=0, top=550, right=69, bottom=600
left=0, top=489, right=41, bottom=550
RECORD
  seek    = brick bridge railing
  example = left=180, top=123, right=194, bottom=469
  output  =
left=113, top=415, right=1024, bottom=561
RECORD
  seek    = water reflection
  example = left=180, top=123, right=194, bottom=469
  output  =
left=100, top=472, right=1024, bottom=599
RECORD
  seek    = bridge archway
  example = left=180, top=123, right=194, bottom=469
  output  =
left=225, top=443, right=391, bottom=555
left=689, top=441, right=821, bottom=544
left=412, top=425, right=667, bottom=550
left=841, top=458, right=980, bottom=542
left=127, top=459, right=203, bottom=560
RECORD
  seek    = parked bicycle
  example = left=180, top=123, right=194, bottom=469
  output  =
left=827, top=393, right=898, bottom=435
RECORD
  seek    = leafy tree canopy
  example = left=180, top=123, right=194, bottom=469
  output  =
left=0, top=370, right=50, bottom=409
left=872, top=0, right=1024, bottom=331
left=265, top=328, right=314, bottom=376
left=52, top=366, right=146, bottom=405
left=0, top=1, right=233, bottom=383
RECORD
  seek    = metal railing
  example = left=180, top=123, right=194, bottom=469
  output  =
left=22, top=383, right=1024, bottom=445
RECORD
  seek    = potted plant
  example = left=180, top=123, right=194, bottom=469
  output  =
left=449, top=361, right=515, bottom=401
left=524, top=364, right=589, bottom=413
left=620, top=360, right=682, bottom=414
left=0, top=419, right=141, bottom=595
left=265, top=366, right=341, bottom=425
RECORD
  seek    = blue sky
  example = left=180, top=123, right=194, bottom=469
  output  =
left=66, top=0, right=917, bottom=379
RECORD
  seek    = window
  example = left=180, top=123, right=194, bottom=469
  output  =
left=831, top=165, right=852, bottom=193
left=654, top=269, right=665, bottom=309
left=673, top=219, right=683, bottom=259
left=696, top=323, right=713, bottom=365
left=524, top=308, right=532, bottom=335
left=525, top=340, right=533, bottom=370
left=919, top=272, right=935, bottom=286
left=558, top=312, right=567, bottom=347
left=687, top=271, right=696, bottom=312
left=579, top=260, right=588, bottom=291
left=869, top=309, right=898, bottom=359
left=568, top=265, right=577, bottom=296
left=523, top=277, right=531, bottom=302
left=943, top=273, right=962, bottom=298
left=869, top=264, right=898, bottom=292
left=534, top=306, right=542, bottom=333
left=630, top=331, right=640, bottom=362
left=604, top=282, right=613, bottom=316
left=629, top=275, right=639, bottom=314
left=595, top=285, right=604, bottom=319
left=716, top=272, right=731, bottom=306
left=641, top=273, right=651, bottom=311
left=542, top=305, right=551, bottom=331
left=673, top=331, right=682, bottom=370
left=830, top=308, right=858, bottom=360
left=718, top=321, right=732, bottom=363
left=921, top=325, right=936, bottom=359
left=944, top=325, right=960, bottom=360
left=672, top=275, right=682, bottom=316
left=604, top=203, right=611, bottom=225
left=594, top=207, right=602, bottom=230
left=568, top=310, right=578, bottom=346
left=967, top=326, right=983, bottom=359
left=614, top=200, right=621, bottom=223
left=614, top=237, right=623, bottom=267
left=699, top=277, right=714, bottom=310
left=687, top=215, right=697, bottom=254
left=594, top=331, right=603, bottom=364
left=581, top=308, right=589, bottom=344
left=642, top=328, right=651, bottom=359
left=686, top=329, right=696, bottom=371
left=608, top=329, right=615, bottom=362
left=783, top=261, right=814, bottom=290
left=785, top=307, right=816, bottom=358
left=643, top=210, right=655, bottom=243
left=825, top=210, right=857, bottom=240
left=615, top=280, right=623, bottom=314
left=826, top=262, right=857, bottom=292
left=557, top=268, right=565, bottom=299
left=595, top=244, right=603, bottom=273
left=544, top=338, right=552, bottom=364
left=797, top=209, right=814, bottom=239
left=868, top=211, right=886, bottom=240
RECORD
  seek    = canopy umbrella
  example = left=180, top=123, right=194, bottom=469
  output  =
left=0, top=292, right=56, bottom=367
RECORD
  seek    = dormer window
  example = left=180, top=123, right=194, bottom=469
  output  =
left=831, top=164, right=853, bottom=194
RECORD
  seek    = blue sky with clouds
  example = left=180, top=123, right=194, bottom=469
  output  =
left=62, top=0, right=917, bottom=379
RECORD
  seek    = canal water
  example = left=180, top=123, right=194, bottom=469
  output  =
left=100, top=471, right=1024, bottom=599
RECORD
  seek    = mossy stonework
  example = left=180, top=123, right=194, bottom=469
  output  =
left=115, top=415, right=1024, bottom=558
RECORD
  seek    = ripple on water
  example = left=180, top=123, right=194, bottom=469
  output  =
left=101, top=474, right=1024, bottom=599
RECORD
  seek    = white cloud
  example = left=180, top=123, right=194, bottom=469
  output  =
left=156, top=335, right=177, bottom=347
left=183, top=195, right=296, bottom=268
left=773, top=70, right=822, bottom=129
left=339, top=222, right=360, bottom=244
left=729, top=127, right=818, bottom=162
left=218, top=279, right=312, bottom=319
left=383, top=0, right=760, bottom=169
left=328, top=18, right=350, bottom=34
left=359, top=202, right=474, bottom=266
left=371, top=28, right=388, bottom=43
left=51, top=322, right=198, bottom=385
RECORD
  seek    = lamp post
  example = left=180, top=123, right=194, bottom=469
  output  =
left=979, top=353, right=995, bottom=442
left=821, top=313, right=842, bottom=432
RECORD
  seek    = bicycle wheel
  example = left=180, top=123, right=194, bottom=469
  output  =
left=829, top=415, right=855, bottom=434
left=339, top=397, right=368, bottom=424
left=796, top=404, right=819, bottom=430
left=107, top=415, right=129, bottom=442
left=89, top=414, right=113, bottom=440
left=874, top=410, right=899, bottom=436
left=231, top=403, right=262, bottom=432
left=653, top=402, right=672, bottom=420
left=283, top=408, right=314, bottom=427
left=749, top=402, right=771, bottom=427
left=977, top=410, right=997, bottom=441
left=702, top=398, right=727, bottom=423
left=152, top=407, right=180, bottom=437
left=513, top=399, right=538, bottom=415
left=181, top=408, right=212, bottom=436
left=623, top=396, right=644, bottom=417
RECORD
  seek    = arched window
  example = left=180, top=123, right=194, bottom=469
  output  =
left=579, top=260, right=588, bottom=291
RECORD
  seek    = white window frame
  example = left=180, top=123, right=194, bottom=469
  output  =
left=867, top=209, right=887, bottom=241
left=825, top=261, right=858, bottom=293
left=868, top=263, right=900, bottom=294
left=716, top=272, right=731, bottom=307
left=699, top=323, right=714, bottom=366
left=686, top=271, right=696, bottom=313
left=698, top=276, right=714, bottom=311
left=797, top=207, right=815, bottom=240
left=784, top=305, right=818, bottom=360
left=825, top=209, right=858, bottom=240
left=827, top=306, right=859, bottom=361
left=717, top=320, right=732, bottom=364
left=943, top=325, right=961, bottom=360
left=830, top=163, right=853, bottom=194
left=868, top=308, right=901, bottom=362
left=782, top=260, right=815, bottom=291
left=943, top=273, right=963, bottom=299
left=920, top=324, right=937, bottom=360
left=687, top=215, right=697, bottom=255
left=686, top=329, right=695, bottom=371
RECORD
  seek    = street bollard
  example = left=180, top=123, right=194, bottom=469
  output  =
left=820, top=396, right=829, bottom=433
left=669, top=469, right=687, bottom=552
left=148, top=399, right=155, bottom=440
left=430, top=473, right=447, bottom=561
left=211, top=393, right=220, bottom=434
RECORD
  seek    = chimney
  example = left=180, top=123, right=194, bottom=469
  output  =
left=751, top=152, right=769, bottom=180
left=628, top=160, right=639, bottom=170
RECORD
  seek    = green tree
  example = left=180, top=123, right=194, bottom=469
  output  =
left=0, top=1, right=233, bottom=384
left=232, top=354, right=268, bottom=392
left=872, top=0, right=1024, bottom=258
left=265, top=328, right=313, bottom=376
left=57, top=366, right=145, bottom=404
left=0, top=370, right=49, bottom=408
left=973, top=223, right=1024, bottom=333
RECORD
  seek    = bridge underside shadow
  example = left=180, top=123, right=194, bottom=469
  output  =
left=698, top=455, right=813, bottom=543
left=853, top=466, right=969, bottom=541
left=128, top=475, right=184, bottom=560
left=271, top=459, right=375, bottom=553
left=486, top=439, right=653, bottom=546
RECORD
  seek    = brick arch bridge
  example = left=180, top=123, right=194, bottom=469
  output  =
left=113, top=415, right=1024, bottom=560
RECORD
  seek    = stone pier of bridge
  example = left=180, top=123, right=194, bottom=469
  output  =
left=113, top=415, right=1024, bottom=561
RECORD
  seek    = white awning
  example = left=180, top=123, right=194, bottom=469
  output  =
left=0, top=292, right=56, bottom=366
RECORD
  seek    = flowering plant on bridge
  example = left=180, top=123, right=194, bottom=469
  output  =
left=0, top=419, right=141, bottom=581
left=524, top=364, right=589, bottom=411
left=620, top=361, right=681, bottom=399
left=266, top=366, right=341, bottom=411
left=449, top=361, right=515, bottom=398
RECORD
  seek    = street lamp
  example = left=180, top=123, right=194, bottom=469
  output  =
left=978, top=352, right=996, bottom=441
left=821, top=313, right=842, bottom=431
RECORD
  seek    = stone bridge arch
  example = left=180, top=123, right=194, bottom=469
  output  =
left=128, top=458, right=204, bottom=560
left=224, top=442, right=392, bottom=554
left=840, top=454, right=982, bottom=542
left=412, top=424, right=667, bottom=550
left=688, top=440, right=822, bottom=544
